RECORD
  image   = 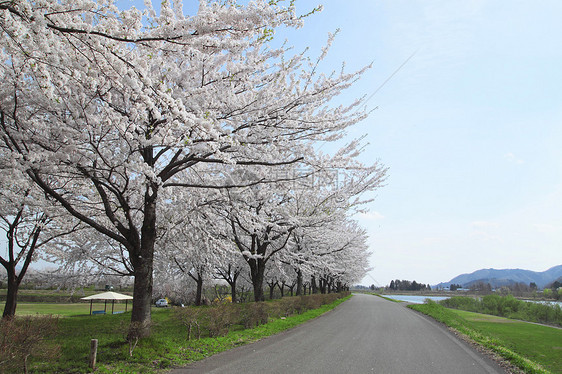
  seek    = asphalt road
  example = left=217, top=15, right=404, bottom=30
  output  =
left=172, top=293, right=506, bottom=374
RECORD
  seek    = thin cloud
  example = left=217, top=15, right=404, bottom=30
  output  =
left=533, top=223, right=562, bottom=233
left=471, top=221, right=499, bottom=229
left=471, top=221, right=503, bottom=243
left=504, top=152, right=524, bottom=164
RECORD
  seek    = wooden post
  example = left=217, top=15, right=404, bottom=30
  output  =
left=89, top=339, right=98, bottom=370
left=89, top=300, right=93, bottom=315
left=111, top=300, right=115, bottom=314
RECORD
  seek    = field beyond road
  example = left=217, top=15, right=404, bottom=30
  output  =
left=0, top=301, right=130, bottom=317
left=410, top=301, right=561, bottom=373
left=452, top=309, right=561, bottom=373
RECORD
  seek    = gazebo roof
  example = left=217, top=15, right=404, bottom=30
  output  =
left=81, top=291, right=133, bottom=301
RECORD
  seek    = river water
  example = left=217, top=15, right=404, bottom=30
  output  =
left=381, top=294, right=562, bottom=306
left=523, top=299, right=562, bottom=307
left=381, top=294, right=450, bottom=304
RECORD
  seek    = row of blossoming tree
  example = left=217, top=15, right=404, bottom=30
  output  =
left=0, top=0, right=386, bottom=336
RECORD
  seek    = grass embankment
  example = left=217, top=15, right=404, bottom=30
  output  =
left=410, top=301, right=561, bottom=374
left=18, top=293, right=350, bottom=373
left=441, top=295, right=562, bottom=327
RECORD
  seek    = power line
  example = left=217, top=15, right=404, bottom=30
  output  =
left=365, top=50, right=418, bottom=105
left=365, top=272, right=382, bottom=287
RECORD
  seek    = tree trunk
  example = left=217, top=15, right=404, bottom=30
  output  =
left=253, top=276, right=265, bottom=302
left=319, top=278, right=326, bottom=294
left=129, top=192, right=157, bottom=338
left=311, top=276, right=318, bottom=294
left=2, top=268, right=19, bottom=318
left=195, top=274, right=204, bottom=306
left=1, top=218, right=40, bottom=319
left=295, top=269, right=303, bottom=296
left=229, top=279, right=237, bottom=303
left=130, top=257, right=153, bottom=338
left=248, top=258, right=265, bottom=302
left=269, top=283, right=275, bottom=300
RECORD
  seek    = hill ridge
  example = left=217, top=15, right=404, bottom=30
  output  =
left=435, top=265, right=562, bottom=289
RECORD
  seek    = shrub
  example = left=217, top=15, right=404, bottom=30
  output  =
left=205, top=303, right=235, bottom=337
left=265, top=301, right=284, bottom=319
left=324, top=293, right=339, bottom=304
left=305, top=294, right=323, bottom=310
left=293, top=296, right=309, bottom=314
left=480, top=294, right=501, bottom=315
left=173, top=307, right=202, bottom=340
left=0, top=315, right=60, bottom=374
left=441, top=296, right=479, bottom=312
left=239, top=302, right=268, bottom=329
left=275, top=297, right=297, bottom=317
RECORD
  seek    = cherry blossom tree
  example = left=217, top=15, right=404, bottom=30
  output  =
left=315, top=220, right=371, bottom=292
left=284, top=213, right=371, bottom=294
left=0, top=189, right=47, bottom=318
left=42, top=228, right=135, bottom=288
left=1, top=0, right=378, bottom=335
left=213, top=247, right=246, bottom=303
left=209, top=158, right=384, bottom=301
left=0, top=167, right=80, bottom=318
left=161, top=222, right=217, bottom=306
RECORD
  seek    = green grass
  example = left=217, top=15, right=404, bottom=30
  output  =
left=452, top=309, right=561, bottom=374
left=26, top=294, right=351, bottom=373
left=0, top=301, right=131, bottom=316
left=440, top=295, right=562, bottom=327
left=410, top=301, right=560, bottom=374
left=0, top=288, right=133, bottom=303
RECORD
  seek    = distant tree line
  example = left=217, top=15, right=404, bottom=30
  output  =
left=449, top=284, right=463, bottom=291
left=550, top=280, right=562, bottom=290
left=468, top=282, right=492, bottom=293
left=461, top=281, right=561, bottom=299
left=388, top=280, right=431, bottom=291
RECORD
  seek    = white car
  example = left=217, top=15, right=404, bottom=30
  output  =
left=155, top=298, right=168, bottom=307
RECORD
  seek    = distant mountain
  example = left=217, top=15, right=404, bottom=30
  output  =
left=435, top=265, right=562, bottom=289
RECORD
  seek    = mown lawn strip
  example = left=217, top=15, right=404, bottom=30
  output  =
left=409, top=301, right=557, bottom=374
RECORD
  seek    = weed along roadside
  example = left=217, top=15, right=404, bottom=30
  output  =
left=2, top=292, right=351, bottom=373
left=409, top=300, right=561, bottom=374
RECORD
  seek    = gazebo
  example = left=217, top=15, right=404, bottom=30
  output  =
left=81, top=291, right=133, bottom=315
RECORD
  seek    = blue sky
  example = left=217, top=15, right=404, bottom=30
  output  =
left=284, top=0, right=562, bottom=285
